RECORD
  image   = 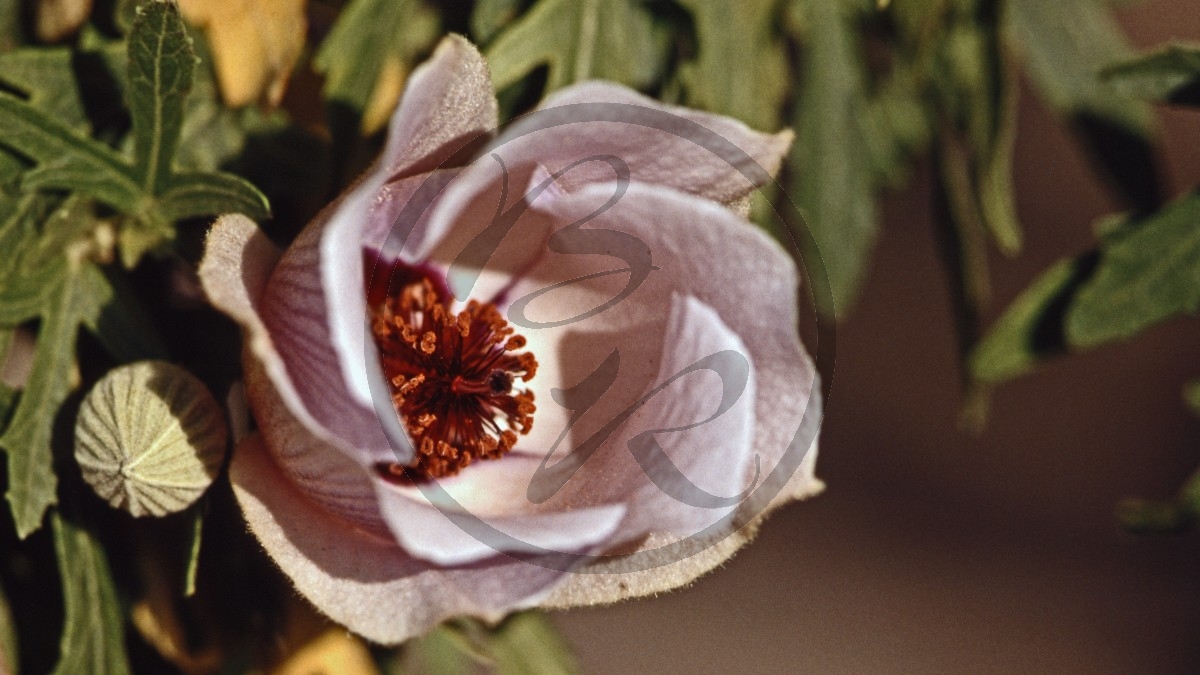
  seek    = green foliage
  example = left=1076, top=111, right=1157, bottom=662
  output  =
left=0, top=1, right=268, bottom=267
left=969, top=258, right=1080, bottom=384
left=50, top=511, right=131, bottom=675
left=1006, top=0, right=1161, bottom=212
left=0, top=42, right=125, bottom=130
left=676, top=0, right=788, bottom=131
left=486, top=0, right=667, bottom=94
left=471, top=0, right=526, bottom=45
left=128, top=0, right=197, bottom=196
left=1103, top=44, right=1200, bottom=107
left=1066, top=191, right=1200, bottom=347
left=1005, top=0, right=1149, bottom=133
left=788, top=0, right=878, bottom=319
left=0, top=258, right=118, bottom=538
left=313, top=0, right=440, bottom=117
left=399, top=613, right=580, bottom=675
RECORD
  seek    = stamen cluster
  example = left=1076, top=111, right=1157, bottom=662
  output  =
left=370, top=274, right=537, bottom=480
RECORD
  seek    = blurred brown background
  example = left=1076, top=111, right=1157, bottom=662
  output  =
left=552, top=5, right=1200, bottom=673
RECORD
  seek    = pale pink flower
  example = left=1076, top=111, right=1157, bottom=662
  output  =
left=199, top=35, right=822, bottom=644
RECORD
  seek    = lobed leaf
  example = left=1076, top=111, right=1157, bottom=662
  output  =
left=0, top=261, right=111, bottom=538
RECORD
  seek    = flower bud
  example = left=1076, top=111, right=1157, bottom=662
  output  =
left=75, top=361, right=227, bottom=517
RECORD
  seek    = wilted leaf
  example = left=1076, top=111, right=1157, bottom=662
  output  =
left=177, top=0, right=305, bottom=107
left=1102, top=44, right=1200, bottom=107
left=788, top=0, right=877, bottom=319
left=50, top=511, right=131, bottom=675
left=486, top=0, right=667, bottom=95
left=1066, top=190, right=1200, bottom=347
left=677, top=0, right=788, bottom=131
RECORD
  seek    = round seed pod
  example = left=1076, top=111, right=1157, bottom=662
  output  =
left=75, top=361, right=228, bottom=517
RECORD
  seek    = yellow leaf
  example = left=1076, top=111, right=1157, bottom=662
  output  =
left=177, top=0, right=307, bottom=107
left=36, top=0, right=93, bottom=42
left=272, top=628, right=379, bottom=675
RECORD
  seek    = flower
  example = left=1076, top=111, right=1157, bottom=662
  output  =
left=199, top=35, right=822, bottom=645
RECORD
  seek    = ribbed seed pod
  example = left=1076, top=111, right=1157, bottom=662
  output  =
left=75, top=361, right=228, bottom=517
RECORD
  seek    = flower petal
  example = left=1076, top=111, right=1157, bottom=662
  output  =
left=199, top=215, right=388, bottom=530
left=379, top=34, right=498, bottom=179
left=372, top=454, right=627, bottom=566
left=496, top=81, right=792, bottom=205
left=230, top=433, right=583, bottom=645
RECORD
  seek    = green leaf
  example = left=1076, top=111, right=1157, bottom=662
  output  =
left=50, top=511, right=132, bottom=675
left=0, top=6, right=269, bottom=266
left=788, top=0, right=878, bottom=320
left=0, top=93, right=142, bottom=213
left=488, top=612, right=579, bottom=675
left=0, top=261, right=110, bottom=538
left=970, top=257, right=1090, bottom=384
left=0, top=577, right=15, bottom=675
left=0, top=47, right=92, bottom=130
left=158, top=171, right=269, bottom=223
left=1102, top=44, right=1200, bottom=107
left=313, top=0, right=440, bottom=116
left=128, top=0, right=197, bottom=195
left=400, top=614, right=579, bottom=675
left=1007, top=0, right=1161, bottom=213
left=676, top=0, right=788, bottom=131
left=83, top=264, right=169, bottom=362
left=486, top=0, right=667, bottom=94
left=1006, top=0, right=1150, bottom=133
left=1066, top=190, right=1200, bottom=347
